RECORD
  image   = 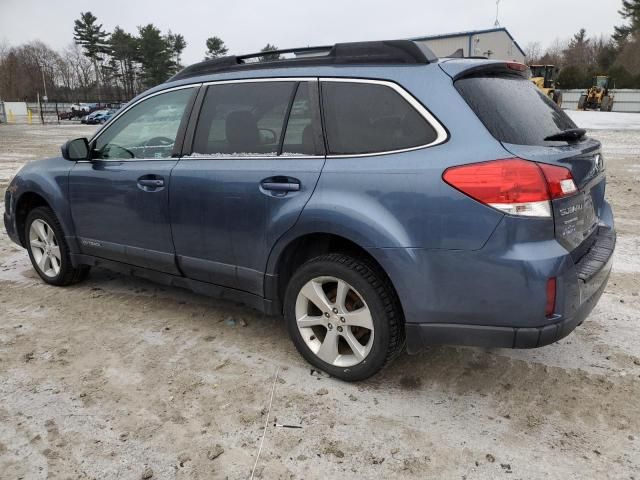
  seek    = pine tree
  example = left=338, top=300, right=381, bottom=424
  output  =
left=613, top=0, right=640, bottom=45
left=204, top=37, right=228, bottom=60
left=137, top=24, right=176, bottom=88
left=110, top=27, right=139, bottom=98
left=167, top=31, right=187, bottom=68
left=260, top=44, right=281, bottom=62
left=73, top=12, right=110, bottom=97
left=564, top=28, right=591, bottom=67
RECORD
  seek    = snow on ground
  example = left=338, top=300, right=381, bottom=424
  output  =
left=566, top=110, right=640, bottom=130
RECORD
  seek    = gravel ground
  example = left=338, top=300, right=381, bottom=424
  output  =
left=0, top=122, right=639, bottom=480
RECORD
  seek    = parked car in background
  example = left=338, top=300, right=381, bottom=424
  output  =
left=63, top=104, right=122, bottom=121
left=86, top=109, right=118, bottom=125
left=58, top=110, right=76, bottom=121
left=3, top=40, right=615, bottom=381
left=80, top=110, right=108, bottom=124
left=71, top=103, right=91, bottom=114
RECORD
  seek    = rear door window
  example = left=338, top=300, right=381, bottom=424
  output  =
left=321, top=81, right=438, bottom=155
left=455, top=75, right=578, bottom=146
left=193, top=81, right=295, bottom=156
left=281, top=82, right=324, bottom=155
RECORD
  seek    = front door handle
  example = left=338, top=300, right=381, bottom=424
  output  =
left=137, top=175, right=165, bottom=191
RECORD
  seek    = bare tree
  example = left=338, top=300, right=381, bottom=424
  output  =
left=538, top=38, right=567, bottom=66
left=524, top=42, right=542, bottom=64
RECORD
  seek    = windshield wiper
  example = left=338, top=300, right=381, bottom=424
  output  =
left=544, top=128, right=586, bottom=142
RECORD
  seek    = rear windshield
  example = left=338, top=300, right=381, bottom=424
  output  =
left=455, top=75, right=578, bottom=146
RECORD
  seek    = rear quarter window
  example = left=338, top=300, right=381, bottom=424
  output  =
left=321, top=81, right=439, bottom=155
left=455, top=75, right=578, bottom=147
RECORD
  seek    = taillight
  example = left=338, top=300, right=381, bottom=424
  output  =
left=442, top=158, right=576, bottom=217
left=538, top=163, right=577, bottom=198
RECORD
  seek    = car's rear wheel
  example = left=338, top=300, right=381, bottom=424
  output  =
left=284, top=253, right=404, bottom=381
left=25, top=207, right=89, bottom=286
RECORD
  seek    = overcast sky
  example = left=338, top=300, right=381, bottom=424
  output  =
left=0, top=0, right=623, bottom=64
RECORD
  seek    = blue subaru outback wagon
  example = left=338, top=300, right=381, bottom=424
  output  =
left=4, top=41, right=615, bottom=381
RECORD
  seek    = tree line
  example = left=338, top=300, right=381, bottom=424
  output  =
left=525, top=0, right=640, bottom=88
left=4, top=1, right=637, bottom=102
left=0, top=11, right=280, bottom=103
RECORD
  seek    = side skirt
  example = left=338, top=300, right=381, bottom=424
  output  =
left=71, top=254, right=280, bottom=316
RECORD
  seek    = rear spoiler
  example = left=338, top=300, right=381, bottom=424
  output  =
left=440, top=60, right=530, bottom=81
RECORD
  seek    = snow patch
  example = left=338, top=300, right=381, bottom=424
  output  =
left=565, top=110, right=640, bottom=130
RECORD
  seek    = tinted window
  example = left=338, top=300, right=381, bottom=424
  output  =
left=94, top=88, right=194, bottom=160
left=282, top=83, right=322, bottom=155
left=193, top=82, right=296, bottom=155
left=455, top=75, right=578, bottom=146
left=321, top=82, right=437, bottom=155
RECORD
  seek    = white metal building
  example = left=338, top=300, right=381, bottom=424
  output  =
left=412, top=28, right=526, bottom=63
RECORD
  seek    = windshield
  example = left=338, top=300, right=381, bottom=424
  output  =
left=594, top=76, right=608, bottom=88
left=455, top=75, right=578, bottom=146
left=529, top=66, right=546, bottom=78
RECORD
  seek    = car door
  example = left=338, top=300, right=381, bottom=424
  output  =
left=170, top=79, right=325, bottom=294
left=69, top=85, right=198, bottom=274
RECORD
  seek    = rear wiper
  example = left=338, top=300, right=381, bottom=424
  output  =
left=544, top=128, right=586, bottom=142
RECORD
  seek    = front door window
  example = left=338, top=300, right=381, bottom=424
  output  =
left=93, top=87, right=195, bottom=160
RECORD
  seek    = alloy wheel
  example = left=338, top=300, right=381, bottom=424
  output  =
left=29, top=219, right=61, bottom=278
left=295, top=276, right=374, bottom=367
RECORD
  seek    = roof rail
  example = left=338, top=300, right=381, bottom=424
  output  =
left=168, top=40, right=437, bottom=81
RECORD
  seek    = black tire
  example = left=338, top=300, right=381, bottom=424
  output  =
left=578, top=95, right=586, bottom=110
left=554, top=91, right=563, bottom=108
left=284, top=253, right=404, bottom=381
left=25, top=206, right=90, bottom=286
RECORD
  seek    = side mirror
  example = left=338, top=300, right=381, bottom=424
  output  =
left=61, top=138, right=90, bottom=161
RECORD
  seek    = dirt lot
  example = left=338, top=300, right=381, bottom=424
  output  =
left=0, top=118, right=639, bottom=480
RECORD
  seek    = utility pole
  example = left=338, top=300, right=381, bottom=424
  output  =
left=39, top=62, right=48, bottom=102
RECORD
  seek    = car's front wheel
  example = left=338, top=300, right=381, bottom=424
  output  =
left=25, top=207, right=90, bottom=286
left=284, top=253, right=404, bottom=381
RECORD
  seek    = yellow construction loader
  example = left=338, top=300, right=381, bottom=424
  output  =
left=529, top=65, right=562, bottom=106
left=578, top=75, right=614, bottom=111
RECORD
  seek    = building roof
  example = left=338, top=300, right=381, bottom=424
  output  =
left=411, top=27, right=526, bottom=57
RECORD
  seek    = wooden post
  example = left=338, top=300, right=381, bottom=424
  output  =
left=38, top=94, right=44, bottom=124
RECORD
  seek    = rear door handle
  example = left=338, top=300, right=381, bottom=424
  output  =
left=261, top=181, right=300, bottom=192
left=260, top=177, right=301, bottom=196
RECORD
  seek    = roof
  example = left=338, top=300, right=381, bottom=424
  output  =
left=411, top=27, right=526, bottom=57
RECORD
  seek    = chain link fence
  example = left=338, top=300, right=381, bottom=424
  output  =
left=0, top=100, right=126, bottom=124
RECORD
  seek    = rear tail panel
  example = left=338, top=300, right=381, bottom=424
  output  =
left=448, top=61, right=610, bottom=260
left=502, top=140, right=606, bottom=257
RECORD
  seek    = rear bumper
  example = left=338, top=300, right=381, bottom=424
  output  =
left=369, top=211, right=615, bottom=353
left=405, top=248, right=612, bottom=351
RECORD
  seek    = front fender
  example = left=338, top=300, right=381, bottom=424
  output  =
left=10, top=157, right=76, bottom=246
